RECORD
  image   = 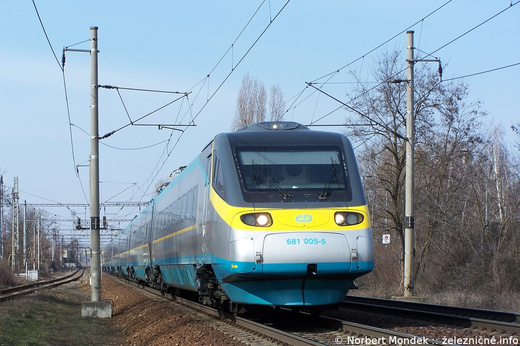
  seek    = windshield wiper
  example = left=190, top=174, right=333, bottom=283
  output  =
left=252, top=168, right=292, bottom=201
left=319, top=158, right=340, bottom=200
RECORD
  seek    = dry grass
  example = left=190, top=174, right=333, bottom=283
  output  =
left=353, top=270, right=520, bottom=313
left=427, top=290, right=520, bottom=312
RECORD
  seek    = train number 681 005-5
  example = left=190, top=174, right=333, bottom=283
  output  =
left=286, top=238, right=327, bottom=245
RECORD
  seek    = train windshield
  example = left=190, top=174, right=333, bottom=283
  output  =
left=235, top=146, right=348, bottom=199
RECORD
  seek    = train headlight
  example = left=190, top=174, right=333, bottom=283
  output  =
left=241, top=213, right=273, bottom=227
left=334, top=212, right=364, bottom=226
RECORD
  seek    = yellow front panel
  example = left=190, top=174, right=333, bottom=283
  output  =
left=210, top=189, right=370, bottom=231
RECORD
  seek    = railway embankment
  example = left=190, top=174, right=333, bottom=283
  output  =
left=0, top=271, right=245, bottom=345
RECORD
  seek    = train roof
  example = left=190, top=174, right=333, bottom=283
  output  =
left=237, top=121, right=309, bottom=132
left=200, top=121, right=312, bottom=152
left=224, top=121, right=348, bottom=147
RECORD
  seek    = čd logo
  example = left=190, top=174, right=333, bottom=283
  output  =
left=295, top=214, right=312, bottom=223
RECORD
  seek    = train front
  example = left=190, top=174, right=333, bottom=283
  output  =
left=207, top=122, right=374, bottom=307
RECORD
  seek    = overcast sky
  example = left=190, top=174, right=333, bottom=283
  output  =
left=1, top=1, right=518, bottom=248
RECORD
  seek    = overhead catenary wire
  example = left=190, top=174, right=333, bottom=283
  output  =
left=206, top=0, right=268, bottom=78
left=101, top=139, right=170, bottom=151
left=31, top=0, right=92, bottom=212
left=31, top=6, right=193, bottom=210
left=307, top=58, right=520, bottom=128
left=425, top=0, right=520, bottom=60
left=281, top=1, right=455, bottom=125
left=32, top=0, right=292, bottom=206
left=303, top=0, right=519, bottom=126
left=135, top=0, right=292, bottom=201
left=98, top=92, right=190, bottom=139
left=31, top=0, right=62, bottom=71
left=31, top=0, right=80, bottom=178
left=30, top=6, right=144, bottom=220
left=188, top=0, right=292, bottom=124
left=99, top=85, right=190, bottom=94
left=306, top=82, right=406, bottom=140
left=29, top=1, right=517, bottom=233
left=26, top=1, right=295, bottom=247
left=309, top=0, right=454, bottom=84
left=442, top=62, right=520, bottom=82
left=93, top=0, right=286, bottom=198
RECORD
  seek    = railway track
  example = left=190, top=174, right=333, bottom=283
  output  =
left=112, top=275, right=478, bottom=345
left=114, top=276, right=322, bottom=345
left=4, top=272, right=518, bottom=345
left=342, top=296, right=520, bottom=336
left=0, top=269, right=84, bottom=302
left=264, top=308, right=449, bottom=345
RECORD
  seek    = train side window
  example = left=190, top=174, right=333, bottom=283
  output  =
left=174, top=199, right=180, bottom=224
left=181, top=194, right=188, bottom=221
left=192, top=187, right=197, bottom=219
left=213, top=152, right=224, bottom=193
left=186, top=188, right=195, bottom=219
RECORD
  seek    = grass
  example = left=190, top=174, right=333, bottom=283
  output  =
left=0, top=281, right=122, bottom=345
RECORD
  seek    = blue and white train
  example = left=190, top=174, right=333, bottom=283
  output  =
left=103, top=121, right=373, bottom=311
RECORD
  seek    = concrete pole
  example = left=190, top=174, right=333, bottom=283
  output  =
left=33, top=209, right=36, bottom=267
left=89, top=26, right=101, bottom=302
left=51, top=228, right=55, bottom=262
left=23, top=201, right=27, bottom=273
left=11, top=177, right=20, bottom=272
left=37, top=215, right=41, bottom=271
left=0, top=175, right=3, bottom=260
left=403, top=30, right=415, bottom=297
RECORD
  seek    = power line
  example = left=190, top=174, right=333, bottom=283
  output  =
left=101, top=139, right=170, bottom=151
left=205, top=0, right=268, bottom=78
left=26, top=202, right=148, bottom=208
left=310, top=0, right=453, bottom=84
left=91, top=1, right=292, bottom=203
left=97, top=89, right=191, bottom=139
left=99, top=85, right=190, bottom=94
left=285, top=1, right=454, bottom=125
left=31, top=0, right=62, bottom=71
left=303, top=1, right=519, bottom=126
left=32, top=1, right=291, bottom=206
left=25, top=2, right=294, bottom=238
left=135, top=1, right=292, bottom=201
left=306, top=82, right=406, bottom=140
left=196, top=0, right=292, bottom=118
left=426, top=1, right=520, bottom=59
left=31, top=0, right=82, bottom=181
left=31, top=0, right=94, bottom=208
left=443, top=62, right=520, bottom=82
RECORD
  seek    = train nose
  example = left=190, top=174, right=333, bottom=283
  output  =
left=261, top=232, right=351, bottom=276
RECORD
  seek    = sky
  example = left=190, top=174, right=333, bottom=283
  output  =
left=1, top=1, right=519, bottom=249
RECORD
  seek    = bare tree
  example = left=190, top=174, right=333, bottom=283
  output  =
left=350, top=52, right=520, bottom=305
left=454, top=130, right=520, bottom=293
left=345, top=50, right=488, bottom=294
left=512, top=122, right=520, bottom=152
left=232, top=73, right=267, bottom=131
left=232, top=74, right=286, bottom=131
left=269, top=85, right=285, bottom=121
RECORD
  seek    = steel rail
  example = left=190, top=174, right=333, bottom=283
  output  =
left=112, top=276, right=324, bottom=345
left=343, top=296, right=520, bottom=336
left=0, top=269, right=84, bottom=302
left=111, top=275, right=459, bottom=345
left=183, top=299, right=325, bottom=346
left=320, top=314, right=450, bottom=346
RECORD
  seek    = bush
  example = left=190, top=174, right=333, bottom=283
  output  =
left=0, top=260, right=16, bottom=287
